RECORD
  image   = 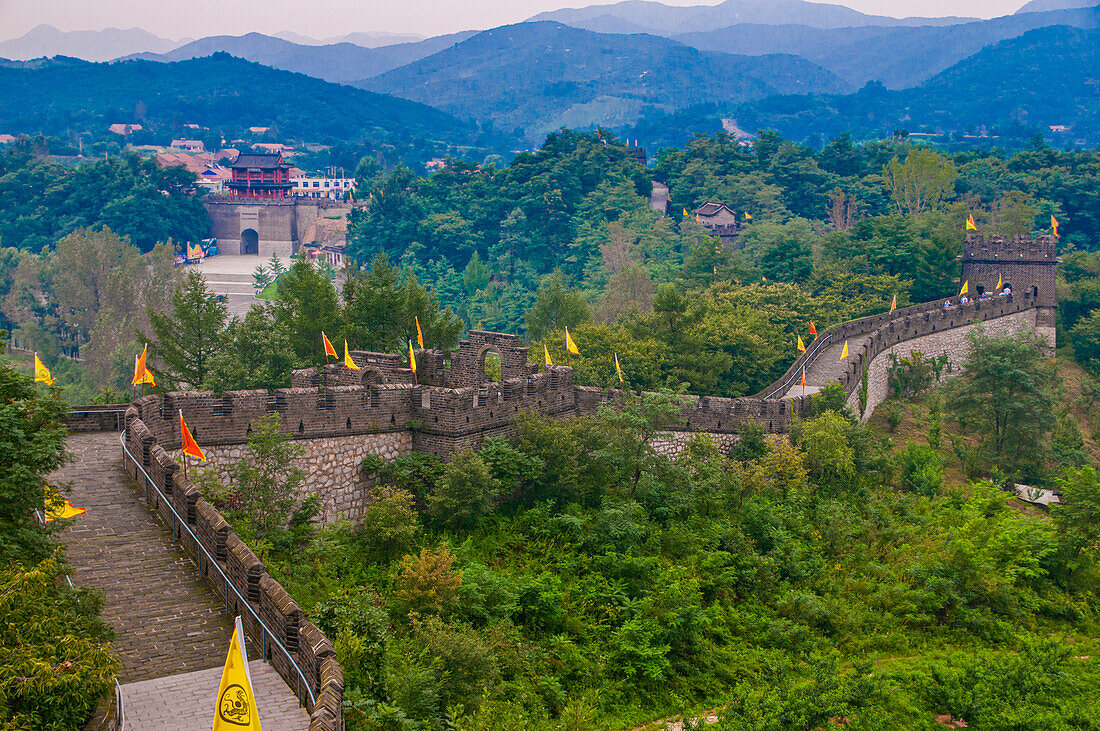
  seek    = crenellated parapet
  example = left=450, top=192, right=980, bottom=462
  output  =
left=962, top=233, right=1058, bottom=307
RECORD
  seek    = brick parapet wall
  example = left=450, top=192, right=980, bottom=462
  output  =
left=122, top=416, right=345, bottom=730
left=845, top=307, right=1047, bottom=421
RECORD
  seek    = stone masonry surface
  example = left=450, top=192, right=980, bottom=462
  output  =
left=845, top=308, right=1047, bottom=421
left=171, top=431, right=411, bottom=522
left=54, top=432, right=309, bottom=730
left=120, top=659, right=309, bottom=730
left=54, top=432, right=231, bottom=683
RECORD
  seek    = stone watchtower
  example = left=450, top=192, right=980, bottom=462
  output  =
left=961, top=233, right=1058, bottom=344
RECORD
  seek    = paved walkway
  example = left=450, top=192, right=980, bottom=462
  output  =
left=120, top=659, right=309, bottom=730
left=782, top=333, right=874, bottom=399
left=54, top=431, right=309, bottom=729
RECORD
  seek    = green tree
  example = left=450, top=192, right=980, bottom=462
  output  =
left=230, top=414, right=306, bottom=540
left=205, top=307, right=298, bottom=393
left=0, top=361, right=69, bottom=565
left=883, top=147, right=958, bottom=217
left=525, top=269, right=590, bottom=340
left=0, top=552, right=118, bottom=728
left=427, top=451, right=498, bottom=531
left=1053, top=466, right=1100, bottom=580
left=946, top=329, right=1058, bottom=477
left=270, top=254, right=342, bottom=364
left=147, top=270, right=227, bottom=389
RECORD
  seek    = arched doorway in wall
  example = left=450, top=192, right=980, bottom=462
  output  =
left=1031, top=285, right=1040, bottom=299
left=478, top=345, right=502, bottom=384
left=240, top=228, right=259, bottom=255
left=359, top=367, right=385, bottom=386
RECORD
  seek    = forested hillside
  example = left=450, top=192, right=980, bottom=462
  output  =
left=629, top=26, right=1100, bottom=148
left=0, top=54, right=498, bottom=164
left=359, top=22, right=847, bottom=143
left=125, top=31, right=477, bottom=85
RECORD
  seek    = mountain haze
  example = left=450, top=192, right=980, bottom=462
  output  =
left=0, top=25, right=186, bottom=62
left=530, top=0, right=976, bottom=35
left=359, top=21, right=848, bottom=141
left=126, top=32, right=477, bottom=85
left=675, top=6, right=1100, bottom=88
left=666, top=25, right=1100, bottom=146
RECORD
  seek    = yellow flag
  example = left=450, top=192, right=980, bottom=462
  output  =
left=745, top=212, right=752, bottom=220
left=565, top=328, right=580, bottom=355
left=44, top=487, right=86, bottom=523
left=966, top=214, right=978, bottom=231
left=415, top=316, right=424, bottom=348
left=840, top=340, right=849, bottom=360
left=960, top=280, right=968, bottom=296
left=212, top=617, right=261, bottom=731
left=683, top=208, right=689, bottom=217
left=695, top=213, right=701, bottom=223
left=996, top=273, right=1003, bottom=290
left=797, top=335, right=806, bottom=353
left=614, top=353, right=624, bottom=383
left=890, top=293, right=897, bottom=313
left=344, top=340, right=360, bottom=370
left=544, top=344, right=553, bottom=367
left=34, top=353, right=53, bottom=385
left=1051, top=214, right=1059, bottom=237
left=408, top=340, right=417, bottom=374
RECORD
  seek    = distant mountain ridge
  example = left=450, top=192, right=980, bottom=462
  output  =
left=530, top=0, right=977, bottom=35
left=125, top=31, right=477, bottom=85
left=629, top=25, right=1100, bottom=147
left=358, top=21, right=848, bottom=142
left=0, top=54, right=486, bottom=158
left=674, top=6, right=1100, bottom=88
left=0, top=24, right=188, bottom=62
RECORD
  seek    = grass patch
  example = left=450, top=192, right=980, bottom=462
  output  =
left=256, top=273, right=281, bottom=300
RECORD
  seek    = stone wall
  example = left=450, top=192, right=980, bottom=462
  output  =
left=171, top=431, right=411, bottom=521
left=845, top=307, right=1049, bottom=421
left=650, top=430, right=740, bottom=458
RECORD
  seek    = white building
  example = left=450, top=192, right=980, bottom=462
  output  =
left=290, top=175, right=356, bottom=199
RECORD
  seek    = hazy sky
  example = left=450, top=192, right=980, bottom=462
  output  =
left=0, top=0, right=1030, bottom=42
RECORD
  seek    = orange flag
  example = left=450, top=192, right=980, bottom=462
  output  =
left=132, top=344, right=155, bottom=386
left=801, top=367, right=806, bottom=394
left=966, top=214, right=978, bottom=231
left=415, top=317, right=424, bottom=348
left=889, top=293, right=897, bottom=313
left=408, top=339, right=417, bottom=374
left=1051, top=214, right=1060, bottom=238
left=321, top=331, right=337, bottom=359
left=809, top=322, right=817, bottom=337
left=179, top=410, right=206, bottom=461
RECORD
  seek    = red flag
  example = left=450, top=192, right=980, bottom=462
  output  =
left=809, top=322, right=817, bottom=337
left=179, top=410, right=206, bottom=461
left=801, top=367, right=806, bottom=394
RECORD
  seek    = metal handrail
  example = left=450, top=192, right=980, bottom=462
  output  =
left=115, top=678, right=125, bottom=731
left=119, top=430, right=316, bottom=708
left=763, top=332, right=833, bottom=400
left=68, top=409, right=128, bottom=431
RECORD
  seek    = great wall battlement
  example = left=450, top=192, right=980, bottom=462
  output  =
left=113, top=232, right=1058, bottom=731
